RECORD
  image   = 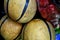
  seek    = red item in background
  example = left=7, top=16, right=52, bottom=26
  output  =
left=39, top=0, right=49, bottom=7
left=46, top=4, right=58, bottom=20
left=37, top=0, right=60, bottom=28
left=39, top=4, right=58, bottom=21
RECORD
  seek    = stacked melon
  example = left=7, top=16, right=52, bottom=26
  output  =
left=0, top=0, right=55, bottom=40
left=22, top=19, right=55, bottom=40
left=4, top=0, right=36, bottom=23
left=0, top=15, right=22, bottom=40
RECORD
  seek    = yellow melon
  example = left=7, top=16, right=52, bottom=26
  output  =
left=4, top=0, right=37, bottom=23
left=23, top=19, right=55, bottom=40
left=16, top=24, right=26, bottom=40
left=0, top=15, right=22, bottom=40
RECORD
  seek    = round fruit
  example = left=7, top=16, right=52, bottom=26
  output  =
left=16, top=29, right=23, bottom=40
left=23, top=19, right=55, bottom=40
left=4, top=0, right=37, bottom=23
left=0, top=15, right=22, bottom=40
left=16, top=24, right=26, bottom=40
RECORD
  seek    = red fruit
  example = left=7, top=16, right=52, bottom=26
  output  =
left=39, top=0, right=49, bottom=7
left=37, top=0, right=60, bottom=28
left=46, top=4, right=58, bottom=20
left=39, top=7, right=48, bottom=19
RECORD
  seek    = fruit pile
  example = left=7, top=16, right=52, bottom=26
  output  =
left=0, top=0, right=60, bottom=40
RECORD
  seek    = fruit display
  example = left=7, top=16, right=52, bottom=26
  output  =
left=0, top=0, right=60, bottom=40
left=4, top=0, right=37, bottom=23
left=23, top=19, right=55, bottom=40
left=0, top=15, right=22, bottom=40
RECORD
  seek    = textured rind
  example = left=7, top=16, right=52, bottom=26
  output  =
left=4, top=0, right=36, bottom=23
left=16, top=24, right=27, bottom=40
left=4, top=0, right=25, bottom=20
left=0, top=15, right=7, bottom=34
left=1, top=15, right=22, bottom=40
left=16, top=27, right=24, bottom=40
left=47, top=22, right=55, bottom=40
left=0, top=15, right=7, bottom=27
left=23, top=19, right=55, bottom=40
left=18, top=0, right=37, bottom=23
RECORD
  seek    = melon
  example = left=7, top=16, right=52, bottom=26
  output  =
left=16, top=29, right=23, bottom=40
left=16, top=24, right=26, bottom=40
left=4, top=0, right=37, bottom=23
left=0, top=15, right=22, bottom=40
left=23, top=19, right=55, bottom=40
